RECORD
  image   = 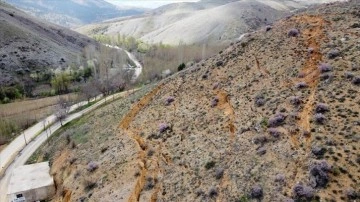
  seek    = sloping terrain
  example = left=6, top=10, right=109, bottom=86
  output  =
left=0, top=2, right=100, bottom=86
left=4, top=0, right=145, bottom=28
left=34, top=0, right=359, bottom=201
left=77, top=0, right=345, bottom=45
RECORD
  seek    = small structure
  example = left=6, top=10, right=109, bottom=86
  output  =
left=7, top=162, right=55, bottom=202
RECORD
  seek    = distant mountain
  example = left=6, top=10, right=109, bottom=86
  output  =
left=0, top=2, right=100, bottom=86
left=77, top=0, right=344, bottom=45
left=4, top=0, right=146, bottom=27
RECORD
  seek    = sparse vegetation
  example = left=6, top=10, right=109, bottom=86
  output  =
left=205, top=161, right=216, bottom=170
left=268, top=113, right=286, bottom=127
left=309, top=160, right=331, bottom=188
left=288, top=28, right=300, bottom=37
left=292, top=183, right=314, bottom=200
left=87, top=161, right=99, bottom=172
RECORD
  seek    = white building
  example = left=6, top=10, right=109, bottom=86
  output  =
left=7, top=162, right=55, bottom=202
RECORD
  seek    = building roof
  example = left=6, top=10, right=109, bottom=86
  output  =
left=7, top=162, right=54, bottom=194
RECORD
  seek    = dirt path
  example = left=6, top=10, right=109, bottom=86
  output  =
left=287, top=14, right=327, bottom=194
left=118, top=85, right=164, bottom=202
left=292, top=15, right=326, bottom=147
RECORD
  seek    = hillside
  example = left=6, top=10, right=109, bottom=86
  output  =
left=4, top=0, right=145, bottom=28
left=77, top=0, right=345, bottom=45
left=0, top=2, right=103, bottom=87
left=32, top=0, right=359, bottom=201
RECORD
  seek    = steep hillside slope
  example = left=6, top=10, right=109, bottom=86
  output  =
left=77, top=0, right=345, bottom=45
left=36, top=1, right=359, bottom=201
left=4, top=0, right=145, bottom=28
left=0, top=2, right=100, bottom=86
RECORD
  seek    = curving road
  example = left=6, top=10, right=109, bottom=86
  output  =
left=0, top=88, right=137, bottom=202
left=104, top=44, right=143, bottom=82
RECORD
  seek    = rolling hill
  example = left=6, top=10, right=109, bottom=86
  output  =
left=4, top=0, right=145, bottom=28
left=77, top=0, right=346, bottom=45
left=33, top=0, right=360, bottom=201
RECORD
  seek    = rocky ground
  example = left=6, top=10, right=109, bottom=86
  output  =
left=32, top=0, right=359, bottom=201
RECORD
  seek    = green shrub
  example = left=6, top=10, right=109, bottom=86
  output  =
left=178, top=63, right=186, bottom=71
left=205, top=161, right=216, bottom=170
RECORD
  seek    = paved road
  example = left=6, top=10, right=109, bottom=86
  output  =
left=0, top=90, right=135, bottom=201
left=104, top=44, right=143, bottom=82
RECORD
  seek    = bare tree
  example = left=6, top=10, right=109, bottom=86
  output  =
left=81, top=79, right=100, bottom=102
left=55, top=97, right=71, bottom=126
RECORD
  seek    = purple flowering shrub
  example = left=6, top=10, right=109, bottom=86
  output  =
left=309, top=160, right=331, bottom=188
left=315, top=103, right=329, bottom=113
left=268, top=113, right=286, bottom=127
left=165, top=96, right=175, bottom=106
left=319, top=63, right=332, bottom=73
left=295, top=81, right=308, bottom=89
left=327, top=49, right=340, bottom=59
left=268, top=128, right=281, bottom=138
left=288, top=28, right=300, bottom=37
left=250, top=185, right=263, bottom=199
left=211, top=97, right=219, bottom=108
left=159, top=123, right=170, bottom=133
left=314, top=113, right=326, bottom=124
left=293, top=183, right=314, bottom=200
left=87, top=161, right=99, bottom=172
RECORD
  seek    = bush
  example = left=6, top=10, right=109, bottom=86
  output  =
left=353, top=76, right=360, bottom=85
left=315, top=103, right=329, bottom=113
left=308, top=48, right=314, bottom=54
left=320, top=73, right=333, bottom=81
left=288, top=28, right=300, bottom=37
left=255, top=94, right=266, bottom=107
left=274, top=174, right=285, bottom=183
left=215, top=168, right=224, bottom=179
left=87, top=161, right=98, bottom=172
left=293, top=183, right=314, bottom=200
left=250, top=185, right=263, bottom=199
left=177, top=63, right=186, bottom=71
left=295, top=81, right=308, bottom=89
left=268, top=113, right=286, bottom=127
left=4, top=86, right=22, bottom=100
left=309, top=160, right=331, bottom=188
left=211, top=97, right=219, bottom=108
left=216, top=60, right=224, bottom=67
left=144, top=177, right=155, bottom=190
left=314, top=113, right=326, bottom=124
left=253, top=135, right=268, bottom=145
left=268, top=128, right=281, bottom=138
left=209, top=187, right=218, bottom=198
left=256, top=147, right=266, bottom=155
left=165, top=96, right=175, bottom=106
left=205, top=161, right=216, bottom=170
left=346, top=189, right=359, bottom=200
left=319, top=63, right=332, bottom=73
left=289, top=96, right=301, bottom=106
left=159, top=123, right=170, bottom=133
left=312, top=146, right=327, bottom=157
left=83, top=179, right=96, bottom=191
left=344, top=71, right=354, bottom=79
left=327, top=49, right=340, bottom=59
